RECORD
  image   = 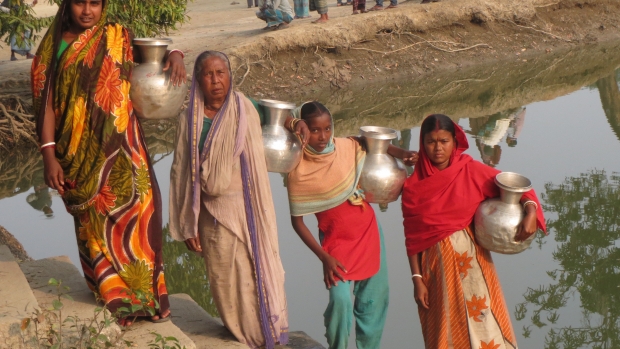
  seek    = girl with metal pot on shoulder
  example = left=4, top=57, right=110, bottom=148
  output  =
left=401, top=114, right=547, bottom=348
left=32, top=0, right=186, bottom=327
left=287, top=102, right=417, bottom=349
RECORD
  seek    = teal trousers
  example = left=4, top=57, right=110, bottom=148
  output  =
left=323, top=225, right=389, bottom=349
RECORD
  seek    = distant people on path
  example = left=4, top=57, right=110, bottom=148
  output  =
left=310, top=0, right=328, bottom=23
left=2, top=0, right=37, bottom=61
left=256, top=0, right=294, bottom=30
left=401, top=114, right=546, bottom=348
left=367, top=0, right=396, bottom=12
left=169, top=50, right=309, bottom=349
left=287, top=102, right=417, bottom=349
left=32, top=0, right=187, bottom=327
left=294, top=0, right=311, bottom=19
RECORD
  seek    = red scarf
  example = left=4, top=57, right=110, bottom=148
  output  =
left=401, top=120, right=546, bottom=256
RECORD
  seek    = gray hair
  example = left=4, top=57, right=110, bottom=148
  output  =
left=194, top=51, right=231, bottom=79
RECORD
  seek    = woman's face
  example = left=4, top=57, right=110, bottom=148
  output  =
left=69, top=0, right=103, bottom=31
left=305, top=113, right=332, bottom=152
left=198, top=56, right=231, bottom=103
left=423, top=129, right=455, bottom=170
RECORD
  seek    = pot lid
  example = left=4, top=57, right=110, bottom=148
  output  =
left=495, top=172, right=532, bottom=192
left=360, top=126, right=398, bottom=140
left=133, top=38, right=173, bottom=46
left=258, top=99, right=296, bottom=110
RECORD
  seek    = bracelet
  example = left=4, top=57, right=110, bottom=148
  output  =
left=523, top=200, right=538, bottom=210
left=168, top=49, right=185, bottom=59
left=289, top=118, right=300, bottom=132
left=40, top=142, right=56, bottom=151
left=412, top=274, right=423, bottom=279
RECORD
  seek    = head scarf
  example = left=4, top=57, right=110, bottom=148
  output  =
left=401, top=116, right=546, bottom=256
left=287, top=107, right=366, bottom=216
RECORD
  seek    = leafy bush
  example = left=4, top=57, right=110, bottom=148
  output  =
left=1, top=0, right=189, bottom=49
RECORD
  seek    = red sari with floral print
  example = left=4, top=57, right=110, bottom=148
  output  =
left=31, top=0, right=168, bottom=315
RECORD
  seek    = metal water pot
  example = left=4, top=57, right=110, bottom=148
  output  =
left=259, top=99, right=302, bottom=173
left=474, top=172, right=536, bottom=254
left=129, top=38, right=187, bottom=120
left=358, top=126, right=407, bottom=204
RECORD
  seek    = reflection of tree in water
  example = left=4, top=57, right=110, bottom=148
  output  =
left=596, top=73, right=620, bottom=142
left=0, top=146, right=43, bottom=200
left=139, top=118, right=178, bottom=165
left=162, top=224, right=219, bottom=317
left=515, top=170, right=620, bottom=349
left=0, top=119, right=178, bottom=202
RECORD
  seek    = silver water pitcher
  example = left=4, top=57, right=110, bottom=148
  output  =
left=358, top=126, right=407, bottom=204
left=474, top=172, right=537, bottom=254
left=259, top=99, right=302, bottom=173
left=129, top=38, right=187, bottom=120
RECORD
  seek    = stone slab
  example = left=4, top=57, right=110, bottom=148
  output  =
left=19, top=255, right=196, bottom=349
left=0, top=245, right=38, bottom=349
left=169, top=294, right=325, bottom=349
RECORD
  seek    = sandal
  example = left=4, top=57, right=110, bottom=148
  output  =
left=367, top=4, right=383, bottom=10
left=386, top=4, right=397, bottom=8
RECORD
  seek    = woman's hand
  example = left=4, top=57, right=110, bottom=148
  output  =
left=42, top=148, right=65, bottom=195
left=294, top=119, right=310, bottom=148
left=184, top=237, right=202, bottom=252
left=515, top=210, right=538, bottom=242
left=163, top=51, right=187, bottom=87
left=402, top=151, right=419, bottom=166
left=413, top=277, right=430, bottom=309
left=320, top=253, right=347, bottom=289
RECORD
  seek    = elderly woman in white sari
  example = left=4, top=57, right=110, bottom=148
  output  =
left=169, top=51, right=309, bottom=349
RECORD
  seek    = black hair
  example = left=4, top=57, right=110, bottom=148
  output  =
left=300, top=101, right=330, bottom=122
left=420, top=114, right=455, bottom=139
left=60, top=0, right=107, bottom=32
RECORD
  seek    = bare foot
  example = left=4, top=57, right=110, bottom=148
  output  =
left=312, top=18, right=328, bottom=23
left=352, top=9, right=359, bottom=14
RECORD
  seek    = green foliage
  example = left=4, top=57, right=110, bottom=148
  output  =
left=162, top=224, right=219, bottom=317
left=1, top=0, right=189, bottom=51
left=46, top=0, right=190, bottom=38
left=21, top=278, right=185, bottom=348
left=0, top=1, right=53, bottom=49
left=516, top=169, right=620, bottom=349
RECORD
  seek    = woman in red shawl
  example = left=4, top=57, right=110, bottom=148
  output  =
left=401, top=114, right=546, bottom=349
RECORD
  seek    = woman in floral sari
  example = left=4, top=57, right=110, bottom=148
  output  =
left=402, top=114, right=546, bottom=348
left=31, top=0, right=186, bottom=324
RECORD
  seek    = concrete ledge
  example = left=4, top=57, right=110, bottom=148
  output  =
left=0, top=245, right=38, bottom=349
left=169, top=294, right=325, bottom=349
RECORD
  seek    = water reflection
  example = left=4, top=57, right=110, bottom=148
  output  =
left=597, top=74, right=620, bottom=142
left=467, top=108, right=526, bottom=168
left=162, top=224, right=219, bottom=317
left=515, top=170, right=620, bottom=349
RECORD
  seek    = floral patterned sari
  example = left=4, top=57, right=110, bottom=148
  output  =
left=31, top=0, right=168, bottom=315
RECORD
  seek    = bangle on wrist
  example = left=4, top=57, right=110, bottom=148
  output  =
left=169, top=49, right=185, bottom=59
left=40, top=142, right=56, bottom=151
left=523, top=200, right=538, bottom=211
left=412, top=274, right=422, bottom=279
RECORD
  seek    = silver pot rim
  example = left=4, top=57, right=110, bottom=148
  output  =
left=258, top=99, right=296, bottom=110
left=360, top=126, right=397, bottom=140
left=495, top=172, right=532, bottom=192
left=133, top=38, right=173, bottom=46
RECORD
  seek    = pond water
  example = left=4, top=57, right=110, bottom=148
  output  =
left=1, top=59, right=620, bottom=348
